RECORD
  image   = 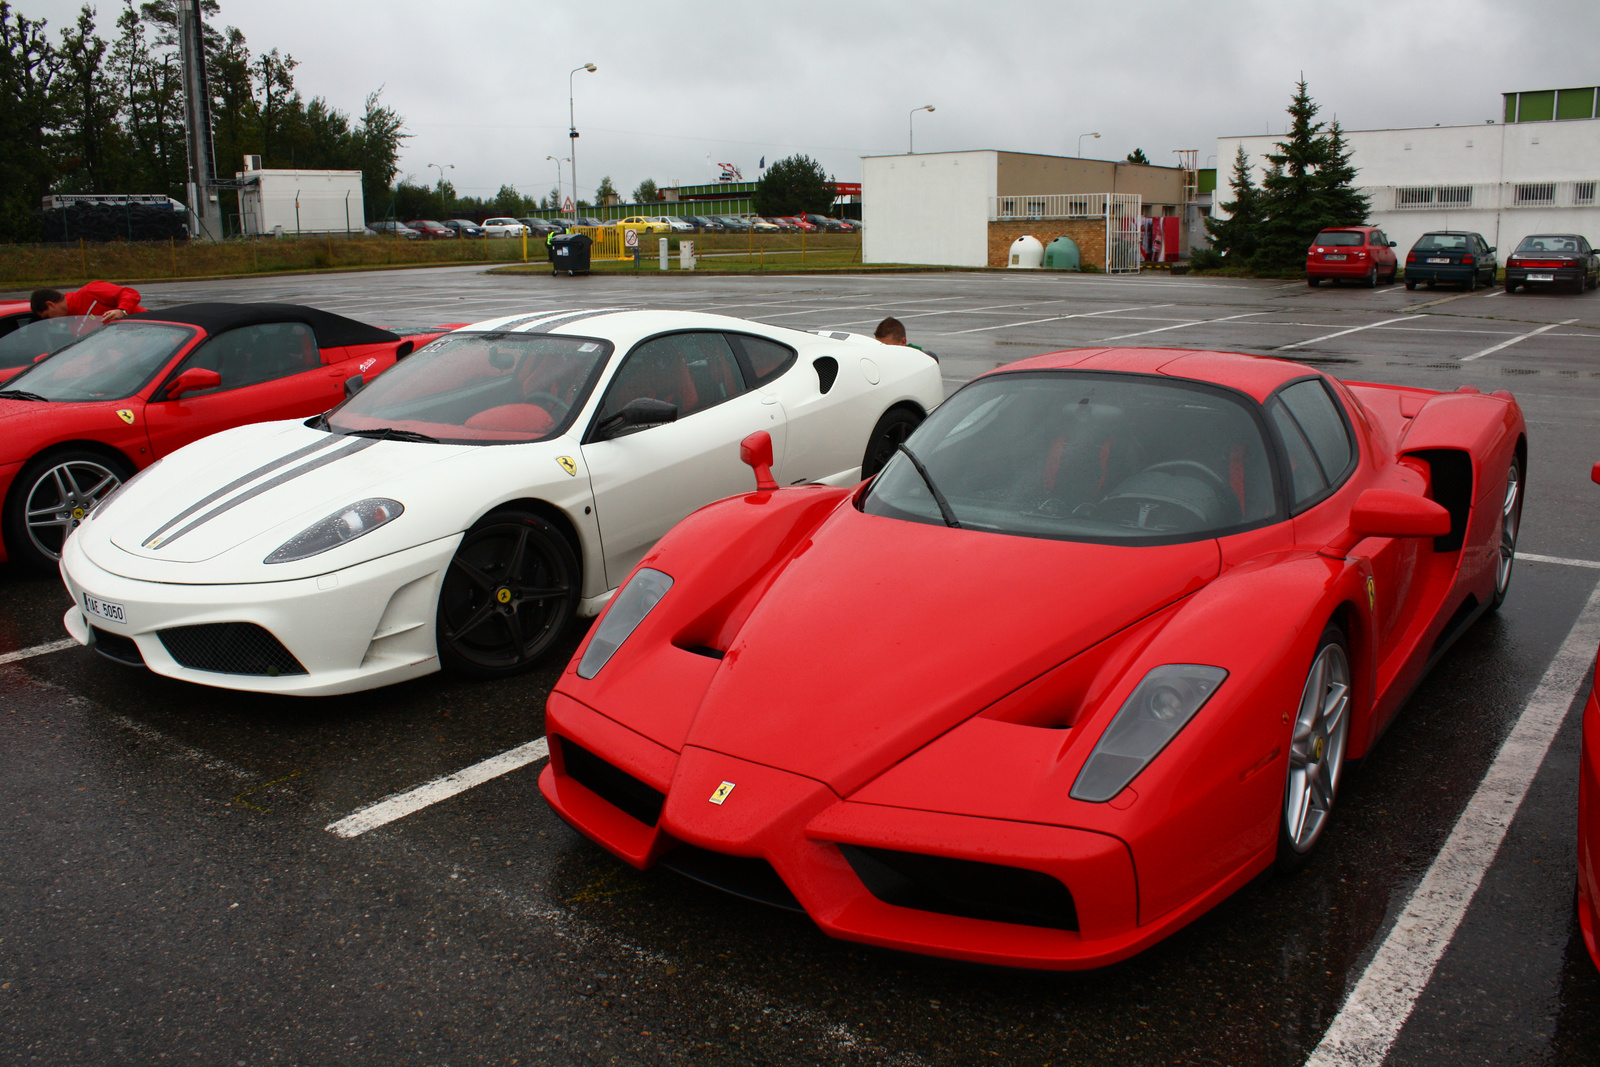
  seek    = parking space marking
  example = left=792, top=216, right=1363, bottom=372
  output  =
left=1460, top=318, right=1578, bottom=361
left=0, top=638, right=78, bottom=666
left=326, top=737, right=550, bottom=838
left=937, top=304, right=1171, bottom=336
left=1517, top=551, right=1600, bottom=569
left=1094, top=310, right=1264, bottom=342
left=1305, top=576, right=1600, bottom=1067
left=1274, top=317, right=1410, bottom=352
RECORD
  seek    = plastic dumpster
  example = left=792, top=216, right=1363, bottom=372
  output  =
left=1044, top=236, right=1081, bottom=271
left=550, top=232, right=593, bottom=276
left=1008, top=235, right=1044, bottom=269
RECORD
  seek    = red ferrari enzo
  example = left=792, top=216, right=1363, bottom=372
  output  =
left=540, top=346, right=1526, bottom=970
left=0, top=303, right=442, bottom=570
left=1580, top=463, right=1600, bottom=972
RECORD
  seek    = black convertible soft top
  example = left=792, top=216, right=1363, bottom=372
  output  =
left=127, top=302, right=400, bottom=348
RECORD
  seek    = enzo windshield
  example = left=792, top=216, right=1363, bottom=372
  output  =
left=863, top=372, right=1279, bottom=543
left=327, top=331, right=612, bottom=443
left=3, top=321, right=193, bottom=401
left=0, top=316, right=103, bottom=370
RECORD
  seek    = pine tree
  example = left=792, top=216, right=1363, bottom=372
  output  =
left=1204, top=146, right=1262, bottom=261
left=1125, top=147, right=1149, bottom=165
left=752, top=154, right=832, bottom=216
left=1317, top=120, right=1370, bottom=226
left=1252, top=78, right=1332, bottom=272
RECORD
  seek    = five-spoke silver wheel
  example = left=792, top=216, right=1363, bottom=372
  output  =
left=1279, top=627, right=1350, bottom=864
left=1492, top=457, right=1522, bottom=609
left=4, top=451, right=129, bottom=570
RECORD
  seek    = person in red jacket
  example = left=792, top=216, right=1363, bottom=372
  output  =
left=30, top=280, right=146, bottom=322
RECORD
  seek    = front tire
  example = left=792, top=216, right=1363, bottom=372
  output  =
left=3, top=449, right=132, bottom=571
left=436, top=510, right=580, bottom=679
left=1276, top=624, right=1351, bottom=871
left=1488, top=455, right=1523, bottom=612
left=860, top=406, right=923, bottom=479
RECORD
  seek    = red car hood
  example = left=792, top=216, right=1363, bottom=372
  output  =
left=680, top=505, right=1220, bottom=796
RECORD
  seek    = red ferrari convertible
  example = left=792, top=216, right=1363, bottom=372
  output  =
left=1581, top=463, right=1600, bottom=972
left=0, top=303, right=442, bottom=570
left=540, top=346, right=1526, bottom=970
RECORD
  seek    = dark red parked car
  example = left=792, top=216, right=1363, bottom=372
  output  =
left=406, top=220, right=456, bottom=240
left=1306, top=226, right=1398, bottom=288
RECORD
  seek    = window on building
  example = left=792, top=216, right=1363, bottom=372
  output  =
left=1575, top=181, right=1597, bottom=206
left=1514, top=183, right=1557, bottom=206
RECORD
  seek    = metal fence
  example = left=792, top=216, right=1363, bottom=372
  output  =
left=1371, top=180, right=1600, bottom=211
left=989, top=193, right=1144, bottom=273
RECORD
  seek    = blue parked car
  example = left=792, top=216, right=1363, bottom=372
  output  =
left=1404, top=231, right=1497, bottom=291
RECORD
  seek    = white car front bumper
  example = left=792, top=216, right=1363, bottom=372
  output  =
left=59, top=531, right=464, bottom=696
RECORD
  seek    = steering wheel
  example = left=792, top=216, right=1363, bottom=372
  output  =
left=524, top=391, right=570, bottom=423
left=1139, top=459, right=1241, bottom=522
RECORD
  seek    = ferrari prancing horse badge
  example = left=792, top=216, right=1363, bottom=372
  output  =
left=116, top=409, right=134, bottom=424
left=557, top=456, right=577, bottom=476
left=709, top=781, right=735, bottom=805
left=1366, top=575, right=1376, bottom=612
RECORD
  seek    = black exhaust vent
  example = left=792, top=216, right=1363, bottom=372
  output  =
left=90, top=626, right=145, bottom=667
left=838, top=844, right=1078, bottom=931
left=158, top=622, right=307, bottom=676
left=559, top=737, right=665, bottom=827
left=659, top=845, right=803, bottom=913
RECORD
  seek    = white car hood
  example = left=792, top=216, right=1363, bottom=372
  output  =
left=77, top=420, right=585, bottom=585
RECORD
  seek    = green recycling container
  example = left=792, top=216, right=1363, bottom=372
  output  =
left=1044, top=236, right=1081, bottom=270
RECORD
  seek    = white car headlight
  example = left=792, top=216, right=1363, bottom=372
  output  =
left=264, top=498, right=403, bottom=565
left=1069, top=664, right=1228, bottom=802
left=576, top=568, right=673, bottom=679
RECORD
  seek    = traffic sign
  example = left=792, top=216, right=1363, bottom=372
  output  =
left=563, top=197, right=573, bottom=212
left=624, top=228, right=639, bottom=248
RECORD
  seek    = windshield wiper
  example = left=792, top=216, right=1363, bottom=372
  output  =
left=0, top=389, right=47, bottom=402
left=343, top=426, right=439, bottom=443
left=894, top=442, right=959, bottom=528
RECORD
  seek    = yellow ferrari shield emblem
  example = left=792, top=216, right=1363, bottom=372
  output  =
left=557, top=456, right=577, bottom=477
left=115, top=409, right=134, bottom=424
left=709, top=781, right=735, bottom=805
left=1367, top=575, right=1377, bottom=613
left=495, top=587, right=512, bottom=604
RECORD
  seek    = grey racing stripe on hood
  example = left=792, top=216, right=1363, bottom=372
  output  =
left=139, top=434, right=347, bottom=548
left=143, top=437, right=379, bottom=551
left=523, top=308, right=628, bottom=332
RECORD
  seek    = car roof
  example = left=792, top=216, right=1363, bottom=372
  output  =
left=126, top=302, right=400, bottom=347
left=980, top=347, right=1319, bottom=403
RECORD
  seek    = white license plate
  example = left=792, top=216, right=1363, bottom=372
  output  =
left=82, top=592, right=127, bottom=625
left=1527, top=273, right=1554, bottom=282
left=1325, top=254, right=1347, bottom=260
left=1426, top=257, right=1451, bottom=264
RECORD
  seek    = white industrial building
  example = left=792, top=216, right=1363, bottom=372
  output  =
left=1214, top=87, right=1600, bottom=257
left=236, top=162, right=365, bottom=237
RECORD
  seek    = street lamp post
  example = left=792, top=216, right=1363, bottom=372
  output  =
left=1077, top=132, right=1101, bottom=157
left=545, top=154, right=566, bottom=210
left=427, top=163, right=453, bottom=211
left=908, top=104, right=935, bottom=154
left=569, top=62, right=597, bottom=218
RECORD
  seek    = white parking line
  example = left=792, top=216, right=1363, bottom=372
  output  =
left=326, top=737, right=550, bottom=838
left=1304, top=575, right=1600, bottom=1067
left=1274, top=317, right=1411, bottom=352
left=1517, top=551, right=1600, bottom=569
left=0, top=638, right=80, bottom=666
left=1095, top=311, right=1264, bottom=342
left=937, top=304, right=1172, bottom=336
left=1460, top=319, right=1578, bottom=361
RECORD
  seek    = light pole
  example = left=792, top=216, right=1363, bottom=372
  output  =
left=545, top=154, right=566, bottom=211
left=908, top=104, right=935, bottom=154
left=427, top=163, right=453, bottom=212
left=1077, top=132, right=1100, bottom=158
left=569, top=62, right=597, bottom=218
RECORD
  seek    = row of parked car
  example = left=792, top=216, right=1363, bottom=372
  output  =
left=1305, top=226, right=1600, bottom=293
left=368, top=213, right=862, bottom=241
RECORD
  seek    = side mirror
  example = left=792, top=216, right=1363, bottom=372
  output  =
left=1389, top=241, right=1397, bottom=247
left=165, top=366, right=222, bottom=400
left=594, top=397, right=678, bottom=440
left=343, top=374, right=364, bottom=398
left=1324, top=489, right=1451, bottom=556
left=1487, top=246, right=1496, bottom=253
left=740, top=431, right=778, bottom=491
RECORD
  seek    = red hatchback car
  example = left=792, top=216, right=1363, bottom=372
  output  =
left=1306, top=226, right=1398, bottom=288
left=1581, top=461, right=1600, bottom=972
left=0, top=302, right=443, bottom=570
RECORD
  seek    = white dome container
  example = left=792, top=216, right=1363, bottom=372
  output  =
left=1007, top=235, right=1044, bottom=269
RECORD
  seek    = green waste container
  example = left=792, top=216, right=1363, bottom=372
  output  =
left=1044, top=236, right=1081, bottom=271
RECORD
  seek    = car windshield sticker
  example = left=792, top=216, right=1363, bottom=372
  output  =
left=144, top=437, right=378, bottom=550
left=557, top=456, right=577, bottom=476
left=578, top=343, right=599, bottom=352
left=709, top=781, right=735, bottom=805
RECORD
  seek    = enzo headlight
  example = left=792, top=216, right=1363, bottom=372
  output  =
left=576, top=568, right=673, bottom=679
left=264, top=498, right=403, bottom=564
left=1069, top=664, right=1228, bottom=803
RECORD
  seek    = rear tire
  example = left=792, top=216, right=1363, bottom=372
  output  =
left=1307, top=277, right=1321, bottom=288
left=1276, top=624, right=1351, bottom=872
left=1365, top=265, right=1379, bottom=288
left=1464, top=270, right=1477, bottom=292
left=1489, top=455, right=1523, bottom=612
left=1505, top=281, right=1518, bottom=294
left=860, top=407, right=923, bottom=479
left=3, top=449, right=132, bottom=571
left=1404, top=279, right=1416, bottom=290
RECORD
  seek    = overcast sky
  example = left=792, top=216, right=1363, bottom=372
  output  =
left=20, top=0, right=1600, bottom=202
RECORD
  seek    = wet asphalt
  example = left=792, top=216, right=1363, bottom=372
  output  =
left=1, top=266, right=1598, bottom=1065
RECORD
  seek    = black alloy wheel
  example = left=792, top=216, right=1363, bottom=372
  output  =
left=860, top=407, right=923, bottom=479
left=3, top=449, right=132, bottom=571
left=436, top=510, right=580, bottom=679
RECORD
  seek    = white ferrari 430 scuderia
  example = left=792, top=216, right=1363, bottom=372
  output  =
left=59, top=309, right=943, bottom=695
